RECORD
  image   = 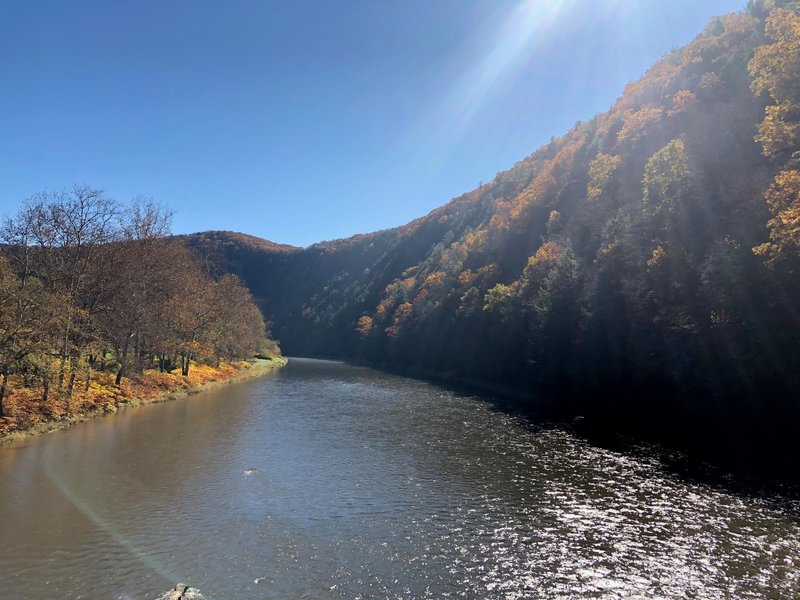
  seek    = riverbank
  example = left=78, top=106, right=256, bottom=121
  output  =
left=0, top=357, right=287, bottom=445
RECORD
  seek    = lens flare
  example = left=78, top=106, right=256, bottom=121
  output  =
left=419, top=0, right=579, bottom=169
left=44, top=459, right=181, bottom=594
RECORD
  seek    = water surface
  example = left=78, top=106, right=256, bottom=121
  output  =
left=0, top=358, right=798, bottom=599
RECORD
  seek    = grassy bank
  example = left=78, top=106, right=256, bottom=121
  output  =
left=0, top=357, right=287, bottom=444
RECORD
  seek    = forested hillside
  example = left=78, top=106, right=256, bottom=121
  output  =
left=195, top=0, right=800, bottom=473
left=0, top=190, right=278, bottom=434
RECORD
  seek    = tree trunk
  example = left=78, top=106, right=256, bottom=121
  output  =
left=181, top=353, right=191, bottom=377
left=42, top=375, right=50, bottom=404
left=59, top=307, right=74, bottom=390
left=85, top=354, right=95, bottom=392
left=85, top=362, right=92, bottom=393
left=0, top=369, right=9, bottom=417
left=133, top=332, right=141, bottom=373
left=67, top=355, right=78, bottom=399
left=58, top=354, right=66, bottom=390
left=116, top=337, right=131, bottom=386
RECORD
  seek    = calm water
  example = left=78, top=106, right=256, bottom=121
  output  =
left=0, top=358, right=798, bottom=599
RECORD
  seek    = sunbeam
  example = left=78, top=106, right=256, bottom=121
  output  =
left=421, top=0, right=580, bottom=166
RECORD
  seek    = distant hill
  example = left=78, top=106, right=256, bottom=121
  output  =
left=178, top=230, right=298, bottom=272
left=186, top=1, right=800, bottom=476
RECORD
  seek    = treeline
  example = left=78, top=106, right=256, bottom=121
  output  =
left=191, top=0, right=800, bottom=473
left=0, top=186, right=274, bottom=418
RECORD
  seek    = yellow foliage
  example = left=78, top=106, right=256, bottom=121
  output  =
left=647, top=246, right=668, bottom=268
left=698, top=72, right=723, bottom=96
left=462, top=230, right=488, bottom=253
left=618, top=61, right=681, bottom=112
left=617, top=106, right=664, bottom=145
left=508, top=134, right=584, bottom=222
left=510, top=165, right=557, bottom=221
left=475, top=264, right=498, bottom=284
left=755, top=169, right=800, bottom=264
left=0, top=361, right=248, bottom=437
left=599, top=241, right=622, bottom=258
left=483, top=283, right=518, bottom=317
left=587, top=153, right=622, bottom=201
left=749, top=7, right=800, bottom=157
left=755, top=102, right=800, bottom=157
left=642, top=139, right=691, bottom=215
left=750, top=8, right=800, bottom=102
left=668, top=90, right=698, bottom=117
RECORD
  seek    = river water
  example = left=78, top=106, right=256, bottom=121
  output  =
left=0, top=358, right=798, bottom=599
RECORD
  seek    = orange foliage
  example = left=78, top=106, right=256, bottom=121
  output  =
left=356, top=315, right=374, bottom=337
left=462, top=230, right=488, bottom=254
left=457, top=269, right=477, bottom=288
left=375, top=297, right=395, bottom=321
left=754, top=170, right=800, bottom=264
left=587, top=153, right=622, bottom=201
left=525, top=242, right=564, bottom=273
left=668, top=90, right=698, bottom=117
left=393, top=302, right=413, bottom=326
left=423, top=271, right=446, bottom=290
left=411, top=288, right=430, bottom=314
left=617, top=106, right=665, bottom=145
left=508, top=133, right=585, bottom=222
left=0, top=361, right=247, bottom=438
left=401, top=277, right=416, bottom=292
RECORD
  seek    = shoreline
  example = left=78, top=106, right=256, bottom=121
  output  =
left=0, top=357, right=287, bottom=446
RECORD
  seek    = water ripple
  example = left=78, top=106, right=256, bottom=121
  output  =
left=0, top=358, right=798, bottom=599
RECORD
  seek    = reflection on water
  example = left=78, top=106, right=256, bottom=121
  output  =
left=0, top=358, right=798, bottom=599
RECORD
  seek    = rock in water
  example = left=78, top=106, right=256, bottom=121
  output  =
left=157, top=583, right=205, bottom=600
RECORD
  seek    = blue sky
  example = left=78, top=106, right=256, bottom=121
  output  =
left=0, top=0, right=745, bottom=247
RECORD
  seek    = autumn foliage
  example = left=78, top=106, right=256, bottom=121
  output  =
left=0, top=191, right=278, bottom=435
left=178, top=2, right=800, bottom=471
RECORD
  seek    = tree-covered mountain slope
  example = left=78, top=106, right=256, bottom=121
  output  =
left=187, top=1, right=800, bottom=473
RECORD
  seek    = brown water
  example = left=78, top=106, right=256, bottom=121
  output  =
left=0, top=358, right=798, bottom=599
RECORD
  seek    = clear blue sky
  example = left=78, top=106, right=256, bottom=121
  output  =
left=0, top=0, right=745, bottom=247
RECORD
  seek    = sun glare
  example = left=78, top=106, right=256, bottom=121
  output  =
left=422, top=0, right=579, bottom=167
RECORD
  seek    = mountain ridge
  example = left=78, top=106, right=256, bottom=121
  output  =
left=184, top=1, right=800, bottom=477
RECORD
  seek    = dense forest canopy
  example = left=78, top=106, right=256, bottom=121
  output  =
left=184, top=0, right=800, bottom=473
left=0, top=187, right=276, bottom=421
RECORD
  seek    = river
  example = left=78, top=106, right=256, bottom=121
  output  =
left=0, top=358, right=798, bottom=599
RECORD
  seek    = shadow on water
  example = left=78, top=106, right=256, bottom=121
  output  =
left=2, top=356, right=799, bottom=599
left=352, top=356, right=800, bottom=517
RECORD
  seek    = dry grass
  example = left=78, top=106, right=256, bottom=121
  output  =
left=0, top=359, right=278, bottom=440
